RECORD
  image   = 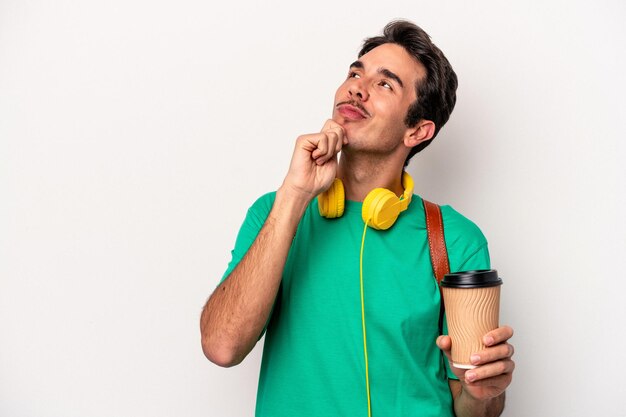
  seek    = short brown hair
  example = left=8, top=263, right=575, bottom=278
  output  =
left=359, top=20, right=458, bottom=165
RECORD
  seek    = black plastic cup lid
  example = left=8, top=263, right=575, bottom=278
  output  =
left=441, top=269, right=502, bottom=288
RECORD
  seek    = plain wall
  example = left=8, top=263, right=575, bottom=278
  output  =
left=1, top=1, right=625, bottom=416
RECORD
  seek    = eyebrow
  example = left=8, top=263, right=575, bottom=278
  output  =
left=349, top=60, right=404, bottom=89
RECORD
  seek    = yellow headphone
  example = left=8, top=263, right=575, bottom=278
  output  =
left=317, top=171, right=414, bottom=230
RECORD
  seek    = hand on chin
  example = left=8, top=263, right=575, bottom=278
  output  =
left=330, top=116, right=358, bottom=146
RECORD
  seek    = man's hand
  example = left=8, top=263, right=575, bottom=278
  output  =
left=437, top=325, right=515, bottom=401
left=281, top=119, right=347, bottom=200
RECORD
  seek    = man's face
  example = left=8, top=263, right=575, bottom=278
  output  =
left=332, top=43, right=426, bottom=155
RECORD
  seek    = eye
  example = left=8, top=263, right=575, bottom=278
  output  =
left=348, top=71, right=361, bottom=79
left=379, top=80, right=392, bottom=90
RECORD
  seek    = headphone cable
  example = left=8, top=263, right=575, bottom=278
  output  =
left=360, top=219, right=372, bottom=417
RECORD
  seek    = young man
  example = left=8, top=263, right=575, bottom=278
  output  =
left=200, top=20, right=515, bottom=417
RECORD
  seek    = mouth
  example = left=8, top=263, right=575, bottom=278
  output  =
left=335, top=102, right=370, bottom=120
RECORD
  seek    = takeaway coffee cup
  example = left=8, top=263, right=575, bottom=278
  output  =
left=441, top=269, right=503, bottom=369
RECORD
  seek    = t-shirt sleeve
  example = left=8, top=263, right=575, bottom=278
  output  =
left=219, top=192, right=276, bottom=284
left=440, top=205, right=491, bottom=380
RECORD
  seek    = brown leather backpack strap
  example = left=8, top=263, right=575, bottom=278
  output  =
left=423, top=199, right=450, bottom=283
left=423, top=199, right=450, bottom=335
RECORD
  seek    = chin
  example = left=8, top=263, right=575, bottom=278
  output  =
left=332, top=114, right=348, bottom=127
left=341, top=123, right=363, bottom=140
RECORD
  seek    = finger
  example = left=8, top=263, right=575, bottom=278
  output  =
left=313, top=134, right=334, bottom=163
left=325, top=131, right=340, bottom=157
left=436, top=335, right=452, bottom=352
left=327, top=126, right=345, bottom=151
left=470, top=343, right=514, bottom=366
left=297, top=133, right=325, bottom=153
left=321, top=119, right=345, bottom=134
left=323, top=120, right=348, bottom=145
left=483, top=325, right=514, bottom=347
left=463, top=372, right=512, bottom=390
left=436, top=335, right=454, bottom=363
left=311, top=135, right=329, bottom=160
left=316, top=132, right=342, bottom=165
left=464, top=359, right=515, bottom=383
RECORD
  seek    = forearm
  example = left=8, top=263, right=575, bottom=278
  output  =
left=200, top=187, right=310, bottom=366
left=454, top=389, right=505, bottom=417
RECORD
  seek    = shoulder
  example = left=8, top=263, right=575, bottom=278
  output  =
left=439, top=204, right=487, bottom=247
left=439, top=204, right=490, bottom=271
left=245, top=191, right=277, bottom=222
left=249, top=191, right=276, bottom=212
left=407, top=196, right=487, bottom=253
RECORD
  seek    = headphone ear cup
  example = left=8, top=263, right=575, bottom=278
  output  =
left=318, top=178, right=345, bottom=218
left=362, top=188, right=401, bottom=230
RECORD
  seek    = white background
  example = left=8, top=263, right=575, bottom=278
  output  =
left=1, top=1, right=625, bottom=416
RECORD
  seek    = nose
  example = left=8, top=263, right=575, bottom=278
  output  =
left=349, top=78, right=369, bottom=101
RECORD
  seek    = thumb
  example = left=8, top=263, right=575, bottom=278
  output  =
left=437, top=335, right=453, bottom=360
left=437, top=335, right=469, bottom=381
left=321, top=119, right=344, bottom=133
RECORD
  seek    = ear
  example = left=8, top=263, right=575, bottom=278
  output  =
left=404, top=120, right=435, bottom=148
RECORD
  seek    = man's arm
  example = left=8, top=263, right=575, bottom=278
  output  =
left=200, top=188, right=309, bottom=367
left=200, top=121, right=346, bottom=367
left=438, top=326, right=515, bottom=417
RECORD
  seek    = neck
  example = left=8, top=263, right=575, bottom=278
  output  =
left=337, top=152, right=407, bottom=202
